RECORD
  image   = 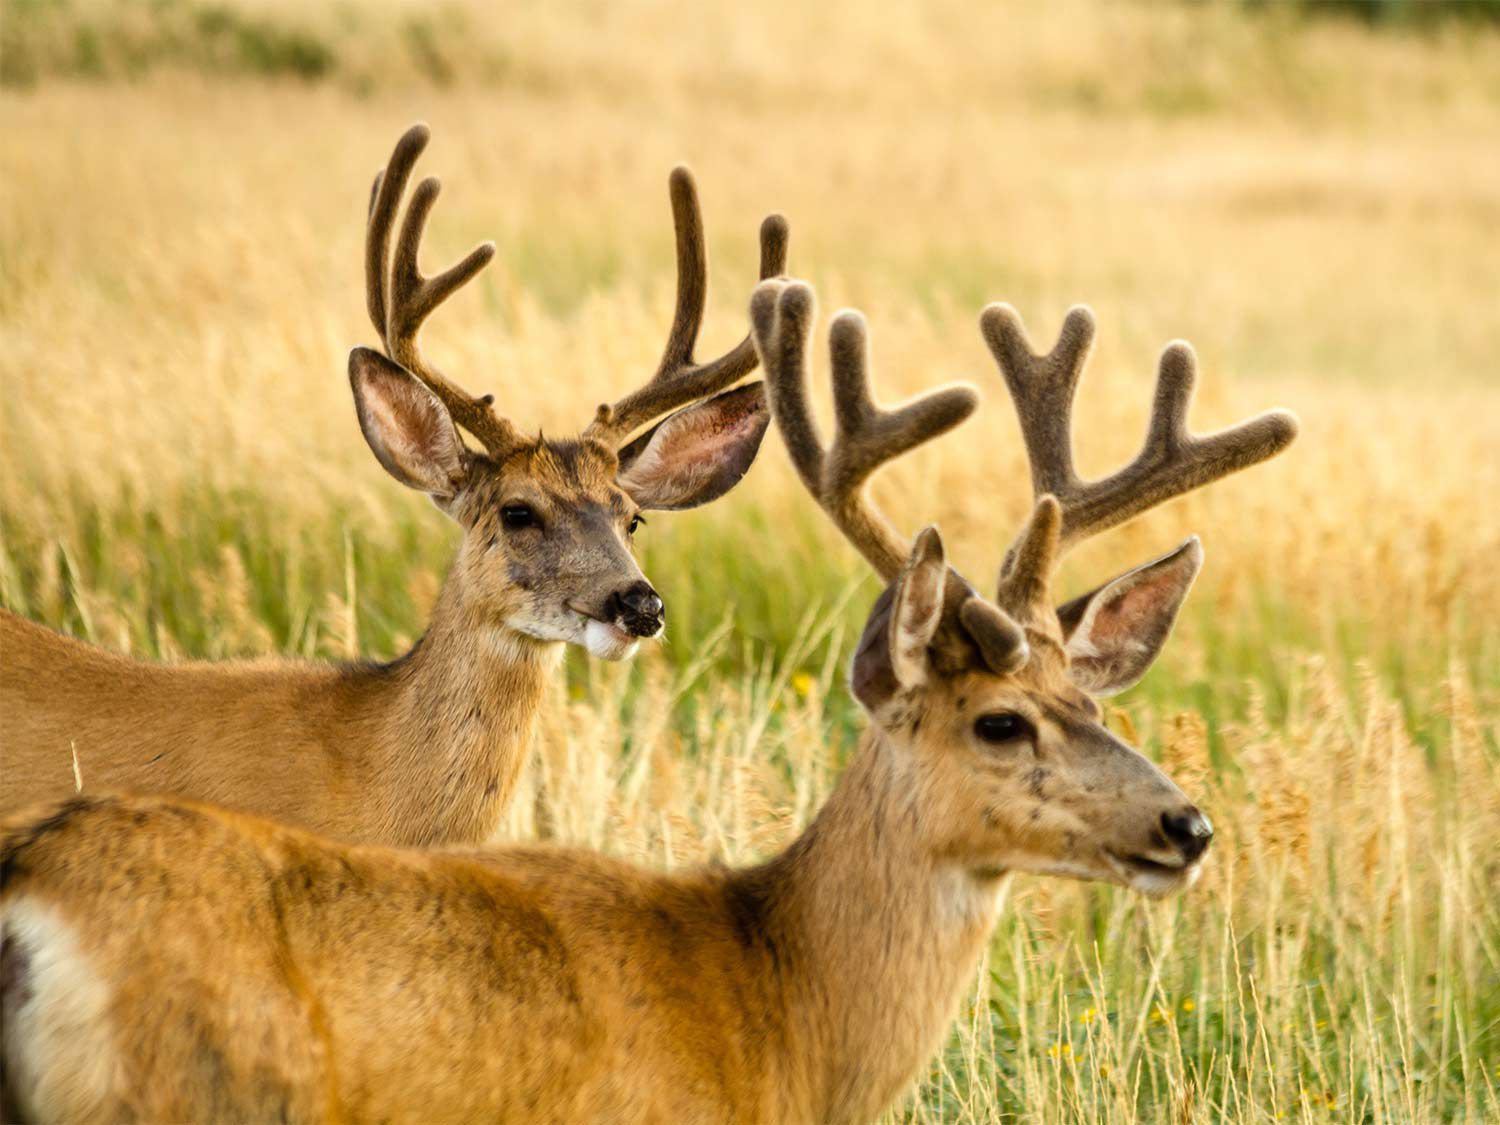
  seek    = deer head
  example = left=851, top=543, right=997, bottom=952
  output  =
left=752, top=281, right=1297, bottom=895
left=351, top=125, right=789, bottom=659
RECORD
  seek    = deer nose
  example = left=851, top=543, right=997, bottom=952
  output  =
left=613, top=581, right=664, bottom=637
left=1161, top=807, right=1213, bottom=863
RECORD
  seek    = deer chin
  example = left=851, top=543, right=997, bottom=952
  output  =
left=581, top=619, right=640, bottom=662
left=499, top=606, right=643, bottom=661
left=559, top=600, right=658, bottom=661
left=1102, top=849, right=1203, bottom=899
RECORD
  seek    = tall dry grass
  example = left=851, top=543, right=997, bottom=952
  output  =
left=1, top=1, right=1497, bottom=1120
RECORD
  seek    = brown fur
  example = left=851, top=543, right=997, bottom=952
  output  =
left=0, top=128, right=784, bottom=846
left=0, top=530, right=1215, bottom=1125
left=0, top=548, right=552, bottom=848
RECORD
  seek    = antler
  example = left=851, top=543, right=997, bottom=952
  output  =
left=980, top=303, right=1298, bottom=604
left=584, top=168, right=790, bottom=447
left=367, top=123, right=522, bottom=457
left=750, top=280, right=979, bottom=582
left=755, top=283, right=1297, bottom=675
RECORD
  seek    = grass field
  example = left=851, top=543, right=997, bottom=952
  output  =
left=2, top=1, right=1498, bottom=1120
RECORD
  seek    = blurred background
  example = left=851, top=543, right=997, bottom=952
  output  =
left=2, top=1, right=1497, bottom=1120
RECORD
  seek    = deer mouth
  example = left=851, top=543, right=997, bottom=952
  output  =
left=1103, top=849, right=1199, bottom=897
left=565, top=602, right=633, bottom=638
left=1113, top=851, right=1184, bottom=875
left=564, top=602, right=642, bottom=661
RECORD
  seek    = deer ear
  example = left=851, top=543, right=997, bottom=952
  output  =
left=616, top=383, right=770, bottom=510
left=349, top=348, right=469, bottom=500
left=1061, top=538, right=1203, bottom=696
left=888, top=527, right=948, bottom=689
left=851, top=528, right=948, bottom=711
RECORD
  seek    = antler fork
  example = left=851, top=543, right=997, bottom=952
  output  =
left=367, top=124, right=523, bottom=457
left=980, top=304, right=1299, bottom=559
left=752, top=280, right=1034, bottom=672
left=753, top=280, right=1299, bottom=674
left=750, top=280, right=979, bottom=583
left=369, top=125, right=789, bottom=459
left=585, top=170, right=790, bottom=447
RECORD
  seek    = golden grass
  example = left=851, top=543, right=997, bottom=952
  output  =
left=2, top=1, right=1498, bottom=1119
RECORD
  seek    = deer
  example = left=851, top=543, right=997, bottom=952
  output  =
left=0, top=124, right=790, bottom=847
left=0, top=279, right=1296, bottom=1125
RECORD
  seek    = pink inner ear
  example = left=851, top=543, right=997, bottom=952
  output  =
left=1091, top=581, right=1163, bottom=647
left=667, top=410, right=759, bottom=476
left=354, top=357, right=464, bottom=495
left=405, top=400, right=455, bottom=468
left=617, top=386, right=768, bottom=510
left=890, top=555, right=945, bottom=685
left=903, top=563, right=944, bottom=631
left=1066, top=541, right=1199, bottom=696
left=368, top=392, right=428, bottom=462
left=376, top=379, right=448, bottom=461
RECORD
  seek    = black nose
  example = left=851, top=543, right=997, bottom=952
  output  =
left=613, top=581, right=664, bottom=637
left=1161, top=807, right=1213, bottom=862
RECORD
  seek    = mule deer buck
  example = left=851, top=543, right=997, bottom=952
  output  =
left=0, top=281, right=1295, bottom=1124
left=0, top=124, right=789, bottom=846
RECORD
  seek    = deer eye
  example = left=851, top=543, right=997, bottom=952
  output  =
left=501, top=504, right=538, bottom=530
left=627, top=514, right=644, bottom=536
left=974, top=712, right=1034, bottom=746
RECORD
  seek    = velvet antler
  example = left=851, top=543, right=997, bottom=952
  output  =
left=585, top=169, right=790, bottom=448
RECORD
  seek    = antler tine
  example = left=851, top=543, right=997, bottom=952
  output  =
left=387, top=177, right=498, bottom=370
left=752, top=279, right=980, bottom=583
left=657, top=167, right=712, bottom=380
left=366, top=123, right=520, bottom=457
left=824, top=311, right=982, bottom=579
left=750, top=280, right=825, bottom=497
left=979, top=303, right=1096, bottom=504
left=995, top=495, right=1063, bottom=621
left=585, top=168, right=791, bottom=446
left=980, top=302, right=1299, bottom=558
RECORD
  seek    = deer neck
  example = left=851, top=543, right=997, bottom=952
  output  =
left=756, top=731, right=1007, bottom=1124
left=363, top=573, right=561, bottom=846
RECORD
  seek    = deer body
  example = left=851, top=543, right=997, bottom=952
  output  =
left=0, top=125, right=788, bottom=844
left=1, top=586, right=557, bottom=846
left=2, top=730, right=1027, bottom=1125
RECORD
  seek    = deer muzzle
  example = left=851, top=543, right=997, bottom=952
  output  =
left=610, top=581, right=665, bottom=638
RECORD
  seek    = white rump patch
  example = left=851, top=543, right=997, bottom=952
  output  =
left=2, top=898, right=117, bottom=1121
